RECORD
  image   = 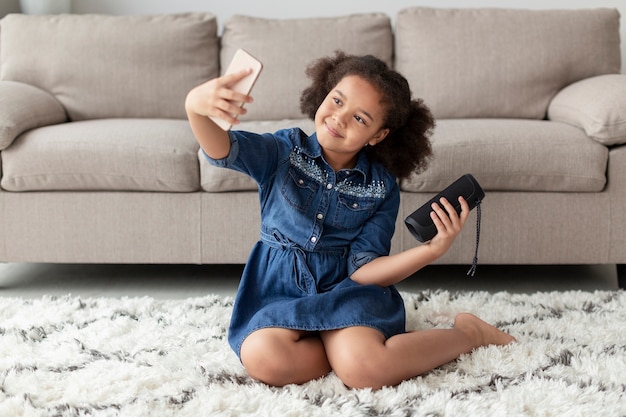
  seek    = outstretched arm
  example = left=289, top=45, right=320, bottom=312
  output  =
left=350, top=197, right=470, bottom=287
left=185, top=69, right=254, bottom=159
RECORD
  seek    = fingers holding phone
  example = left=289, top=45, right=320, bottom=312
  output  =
left=211, top=69, right=257, bottom=127
left=186, top=49, right=263, bottom=130
left=185, top=49, right=262, bottom=159
left=186, top=70, right=248, bottom=118
left=210, top=49, right=263, bottom=130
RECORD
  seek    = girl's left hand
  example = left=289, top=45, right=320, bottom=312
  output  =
left=427, top=196, right=470, bottom=257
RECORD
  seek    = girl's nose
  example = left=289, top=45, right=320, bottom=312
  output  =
left=333, top=112, right=346, bottom=127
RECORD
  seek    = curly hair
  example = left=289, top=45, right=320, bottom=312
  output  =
left=300, top=51, right=434, bottom=180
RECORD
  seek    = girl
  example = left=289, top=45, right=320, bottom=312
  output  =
left=185, top=52, right=515, bottom=390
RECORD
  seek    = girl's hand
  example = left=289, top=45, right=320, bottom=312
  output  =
left=185, top=70, right=255, bottom=159
left=351, top=196, right=471, bottom=287
left=426, top=196, right=470, bottom=257
left=185, top=69, right=254, bottom=127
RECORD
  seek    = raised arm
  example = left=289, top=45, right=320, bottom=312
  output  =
left=184, top=69, right=254, bottom=159
left=351, top=197, right=470, bottom=287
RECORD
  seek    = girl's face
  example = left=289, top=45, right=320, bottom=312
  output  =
left=314, top=75, right=389, bottom=171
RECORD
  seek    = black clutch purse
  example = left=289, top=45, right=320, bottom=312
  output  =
left=404, top=173, right=485, bottom=275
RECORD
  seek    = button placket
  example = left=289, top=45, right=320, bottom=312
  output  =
left=307, top=171, right=334, bottom=250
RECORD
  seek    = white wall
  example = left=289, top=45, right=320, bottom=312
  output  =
left=72, top=0, right=625, bottom=72
left=0, top=0, right=20, bottom=17
left=71, top=0, right=624, bottom=22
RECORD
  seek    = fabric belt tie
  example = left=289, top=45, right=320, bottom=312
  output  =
left=260, top=229, right=346, bottom=295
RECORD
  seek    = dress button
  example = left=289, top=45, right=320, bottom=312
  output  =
left=310, top=236, right=317, bottom=243
left=352, top=203, right=359, bottom=208
left=298, top=179, right=304, bottom=185
left=326, top=183, right=333, bottom=189
left=317, top=213, right=324, bottom=220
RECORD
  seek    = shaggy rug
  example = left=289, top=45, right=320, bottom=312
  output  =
left=0, top=290, right=624, bottom=417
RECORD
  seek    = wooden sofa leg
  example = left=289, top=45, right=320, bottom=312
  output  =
left=617, top=264, right=626, bottom=290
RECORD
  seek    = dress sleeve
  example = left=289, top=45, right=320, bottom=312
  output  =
left=201, top=130, right=281, bottom=186
left=347, top=179, right=400, bottom=276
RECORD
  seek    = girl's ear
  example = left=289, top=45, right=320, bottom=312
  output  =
left=368, top=128, right=390, bottom=146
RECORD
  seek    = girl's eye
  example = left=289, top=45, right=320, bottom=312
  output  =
left=333, top=97, right=342, bottom=106
left=354, top=115, right=366, bottom=125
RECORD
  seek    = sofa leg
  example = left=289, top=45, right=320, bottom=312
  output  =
left=617, top=264, right=626, bottom=290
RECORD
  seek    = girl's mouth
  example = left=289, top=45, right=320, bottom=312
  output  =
left=325, top=122, right=342, bottom=138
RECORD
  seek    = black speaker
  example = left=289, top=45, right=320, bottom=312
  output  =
left=404, top=174, right=485, bottom=242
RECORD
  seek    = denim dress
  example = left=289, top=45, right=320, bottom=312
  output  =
left=204, top=128, right=406, bottom=358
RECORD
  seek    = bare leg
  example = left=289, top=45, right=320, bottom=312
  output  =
left=240, top=328, right=331, bottom=386
left=322, top=313, right=515, bottom=390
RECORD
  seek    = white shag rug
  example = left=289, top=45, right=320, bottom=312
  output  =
left=0, top=290, right=625, bottom=417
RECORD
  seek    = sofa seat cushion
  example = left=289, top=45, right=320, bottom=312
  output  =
left=400, top=119, right=608, bottom=193
left=1, top=119, right=200, bottom=192
left=199, top=119, right=315, bottom=192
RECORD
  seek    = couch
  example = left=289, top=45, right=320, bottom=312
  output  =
left=1, top=8, right=625, bottom=288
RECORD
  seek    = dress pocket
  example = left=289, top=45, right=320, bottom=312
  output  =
left=281, top=168, right=320, bottom=212
left=333, top=194, right=376, bottom=230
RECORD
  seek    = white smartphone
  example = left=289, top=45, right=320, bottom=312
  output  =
left=210, top=48, right=263, bottom=131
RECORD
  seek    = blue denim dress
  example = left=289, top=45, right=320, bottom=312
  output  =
left=204, top=128, right=406, bottom=358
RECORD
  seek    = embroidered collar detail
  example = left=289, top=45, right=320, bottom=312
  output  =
left=289, top=133, right=387, bottom=200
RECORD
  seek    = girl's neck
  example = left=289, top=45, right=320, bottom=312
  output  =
left=322, top=149, right=358, bottom=172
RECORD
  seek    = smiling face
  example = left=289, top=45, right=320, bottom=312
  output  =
left=314, top=75, right=390, bottom=172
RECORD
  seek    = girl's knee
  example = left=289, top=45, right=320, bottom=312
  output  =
left=323, top=328, right=390, bottom=390
left=241, top=333, right=292, bottom=386
left=330, top=350, right=387, bottom=390
left=242, top=354, right=291, bottom=386
left=240, top=329, right=332, bottom=386
left=335, top=364, right=386, bottom=390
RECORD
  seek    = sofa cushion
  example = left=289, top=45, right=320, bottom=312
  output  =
left=200, top=162, right=257, bottom=193
left=395, top=8, right=621, bottom=119
left=220, top=13, right=392, bottom=121
left=0, top=81, right=67, bottom=150
left=548, top=74, right=626, bottom=146
left=400, top=119, right=608, bottom=193
left=0, top=13, right=219, bottom=120
left=1, top=119, right=200, bottom=192
left=199, top=119, right=315, bottom=192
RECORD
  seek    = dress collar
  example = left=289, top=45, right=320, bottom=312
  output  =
left=302, top=132, right=368, bottom=180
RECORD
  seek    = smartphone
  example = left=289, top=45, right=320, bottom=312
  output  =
left=210, top=48, right=263, bottom=131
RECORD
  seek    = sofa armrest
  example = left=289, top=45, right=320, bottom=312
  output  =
left=547, top=74, right=626, bottom=146
left=0, top=80, right=67, bottom=150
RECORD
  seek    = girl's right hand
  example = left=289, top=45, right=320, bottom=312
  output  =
left=185, top=69, right=255, bottom=127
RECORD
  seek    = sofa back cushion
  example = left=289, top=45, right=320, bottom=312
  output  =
left=395, top=8, right=621, bottom=119
left=220, top=14, right=393, bottom=121
left=0, top=13, right=219, bottom=120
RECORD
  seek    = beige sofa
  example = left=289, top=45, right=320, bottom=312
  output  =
left=1, top=9, right=625, bottom=288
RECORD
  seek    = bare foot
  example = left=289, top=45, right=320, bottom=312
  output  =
left=454, top=313, right=516, bottom=348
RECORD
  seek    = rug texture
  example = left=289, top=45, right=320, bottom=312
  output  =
left=0, top=290, right=624, bottom=417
